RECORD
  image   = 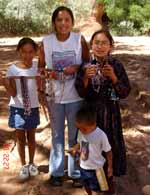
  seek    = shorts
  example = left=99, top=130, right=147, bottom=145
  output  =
left=80, top=166, right=114, bottom=193
left=8, top=106, right=40, bottom=130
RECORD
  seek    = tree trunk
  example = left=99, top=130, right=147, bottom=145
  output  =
left=91, top=1, right=104, bottom=24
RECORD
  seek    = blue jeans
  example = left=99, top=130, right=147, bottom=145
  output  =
left=48, top=101, right=82, bottom=178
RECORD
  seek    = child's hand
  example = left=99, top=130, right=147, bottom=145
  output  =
left=107, top=165, right=113, bottom=178
left=1, top=76, right=10, bottom=87
left=65, top=148, right=77, bottom=156
left=102, top=64, right=118, bottom=84
left=85, top=65, right=98, bottom=78
left=1, top=76, right=17, bottom=97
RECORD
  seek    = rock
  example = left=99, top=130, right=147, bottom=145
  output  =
left=146, top=148, right=150, bottom=154
left=137, top=151, right=143, bottom=156
left=130, top=81, right=139, bottom=97
left=142, top=185, right=150, bottom=195
left=80, top=17, right=102, bottom=39
left=147, top=163, right=150, bottom=170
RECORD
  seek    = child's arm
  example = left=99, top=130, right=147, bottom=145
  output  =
left=0, top=73, right=16, bottom=97
left=65, top=143, right=80, bottom=156
left=102, top=60, right=131, bottom=99
left=105, top=150, right=113, bottom=178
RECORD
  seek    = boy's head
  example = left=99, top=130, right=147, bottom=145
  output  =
left=76, top=106, right=97, bottom=134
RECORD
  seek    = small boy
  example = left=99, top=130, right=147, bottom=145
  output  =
left=67, top=107, right=113, bottom=195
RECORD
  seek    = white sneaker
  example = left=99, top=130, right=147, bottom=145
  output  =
left=19, top=165, right=29, bottom=180
left=29, top=164, right=39, bottom=176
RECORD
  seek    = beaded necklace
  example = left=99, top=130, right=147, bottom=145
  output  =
left=20, top=76, right=31, bottom=116
left=91, top=56, right=109, bottom=93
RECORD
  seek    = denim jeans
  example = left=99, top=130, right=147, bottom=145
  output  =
left=48, top=101, right=82, bottom=178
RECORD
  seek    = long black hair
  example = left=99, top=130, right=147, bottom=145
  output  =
left=17, top=37, right=37, bottom=51
left=52, top=6, right=74, bottom=26
left=90, top=29, right=114, bottom=47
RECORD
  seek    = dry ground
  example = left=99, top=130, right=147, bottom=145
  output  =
left=0, top=33, right=150, bottom=195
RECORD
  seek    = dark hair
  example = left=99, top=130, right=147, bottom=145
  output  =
left=76, top=106, right=97, bottom=125
left=52, top=6, right=74, bottom=26
left=90, top=29, right=114, bottom=47
left=17, top=37, right=38, bottom=51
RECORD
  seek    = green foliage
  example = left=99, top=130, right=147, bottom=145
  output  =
left=106, top=0, right=150, bottom=35
left=107, top=6, right=125, bottom=23
left=0, top=0, right=92, bottom=35
left=0, top=0, right=50, bottom=35
left=95, top=0, right=110, bottom=4
left=67, top=0, right=90, bottom=18
left=129, top=4, right=144, bottom=28
left=0, top=0, right=150, bottom=36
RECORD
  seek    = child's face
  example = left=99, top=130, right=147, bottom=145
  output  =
left=76, top=121, right=96, bottom=135
left=18, top=43, right=36, bottom=65
left=53, top=10, right=73, bottom=35
left=91, top=33, right=112, bottom=59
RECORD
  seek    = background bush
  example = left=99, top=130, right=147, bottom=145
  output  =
left=0, top=0, right=149, bottom=36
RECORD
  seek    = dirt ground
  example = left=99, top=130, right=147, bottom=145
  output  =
left=0, top=31, right=150, bottom=195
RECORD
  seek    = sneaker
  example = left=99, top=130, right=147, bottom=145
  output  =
left=29, top=164, right=39, bottom=176
left=19, top=165, right=29, bottom=180
left=49, top=176, right=63, bottom=187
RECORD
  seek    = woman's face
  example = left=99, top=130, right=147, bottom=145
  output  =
left=91, top=33, right=112, bottom=59
left=53, top=10, right=73, bottom=35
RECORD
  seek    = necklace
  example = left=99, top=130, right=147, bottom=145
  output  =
left=91, top=57, right=107, bottom=93
left=20, top=76, right=31, bottom=115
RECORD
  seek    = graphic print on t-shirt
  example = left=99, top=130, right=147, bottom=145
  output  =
left=52, top=50, right=76, bottom=81
left=80, top=141, right=89, bottom=161
left=52, top=50, right=76, bottom=69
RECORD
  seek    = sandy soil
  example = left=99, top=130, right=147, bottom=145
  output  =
left=0, top=29, right=150, bottom=194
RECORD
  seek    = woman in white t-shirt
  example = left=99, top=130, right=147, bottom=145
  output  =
left=0, top=38, right=40, bottom=180
left=38, top=6, right=89, bottom=186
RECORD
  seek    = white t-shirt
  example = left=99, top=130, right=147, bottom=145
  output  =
left=43, top=32, right=83, bottom=104
left=78, top=127, right=111, bottom=170
left=6, top=61, right=39, bottom=108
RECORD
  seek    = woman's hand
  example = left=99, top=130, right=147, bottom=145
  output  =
left=102, top=64, right=118, bottom=84
left=63, top=65, right=77, bottom=76
left=50, top=70, right=58, bottom=80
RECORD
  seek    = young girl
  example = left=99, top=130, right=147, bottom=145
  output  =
left=75, top=29, right=131, bottom=193
left=1, top=38, right=40, bottom=180
left=39, top=6, right=89, bottom=186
